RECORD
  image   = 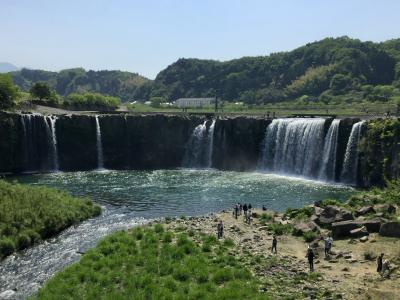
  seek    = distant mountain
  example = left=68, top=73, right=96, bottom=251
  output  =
left=134, top=37, right=400, bottom=103
left=0, top=62, right=19, bottom=73
left=11, top=68, right=150, bottom=102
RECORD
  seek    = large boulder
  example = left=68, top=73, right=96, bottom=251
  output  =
left=373, top=204, right=396, bottom=215
left=331, top=219, right=381, bottom=238
left=379, top=222, right=400, bottom=238
left=355, top=206, right=375, bottom=217
left=315, top=206, right=354, bottom=227
left=350, top=226, right=369, bottom=238
left=293, top=221, right=319, bottom=235
left=331, top=220, right=360, bottom=238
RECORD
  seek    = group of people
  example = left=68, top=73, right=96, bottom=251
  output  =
left=219, top=205, right=391, bottom=275
left=233, top=203, right=253, bottom=224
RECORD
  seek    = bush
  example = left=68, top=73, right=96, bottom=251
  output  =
left=303, top=231, right=318, bottom=243
left=16, top=232, right=31, bottom=250
left=267, top=223, right=293, bottom=235
left=363, top=250, right=376, bottom=261
left=212, top=268, right=234, bottom=284
left=0, top=238, right=15, bottom=257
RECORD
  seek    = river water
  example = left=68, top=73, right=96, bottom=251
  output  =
left=0, top=169, right=353, bottom=299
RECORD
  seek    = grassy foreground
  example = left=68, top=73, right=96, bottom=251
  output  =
left=33, top=226, right=264, bottom=300
left=0, top=180, right=101, bottom=259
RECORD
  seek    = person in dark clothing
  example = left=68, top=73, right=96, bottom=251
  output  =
left=243, top=204, right=248, bottom=217
left=248, top=203, right=252, bottom=210
left=262, top=205, right=267, bottom=211
left=217, top=221, right=223, bottom=239
left=234, top=205, right=239, bottom=219
left=306, top=246, right=314, bottom=272
left=271, top=235, right=277, bottom=254
left=377, top=253, right=384, bottom=273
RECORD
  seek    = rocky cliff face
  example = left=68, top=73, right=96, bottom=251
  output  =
left=359, top=118, right=400, bottom=187
left=0, top=112, right=398, bottom=188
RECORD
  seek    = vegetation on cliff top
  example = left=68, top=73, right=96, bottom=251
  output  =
left=0, top=180, right=101, bottom=259
left=137, top=37, right=400, bottom=104
left=10, top=68, right=149, bottom=102
left=4, top=37, right=400, bottom=107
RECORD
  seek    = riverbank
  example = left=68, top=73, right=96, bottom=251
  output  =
left=0, top=180, right=101, bottom=260
left=31, top=209, right=400, bottom=299
left=31, top=180, right=400, bottom=300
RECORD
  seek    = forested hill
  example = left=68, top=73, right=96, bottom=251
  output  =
left=135, top=37, right=400, bottom=104
left=11, top=68, right=149, bottom=101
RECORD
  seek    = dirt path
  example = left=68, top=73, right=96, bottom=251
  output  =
left=166, top=209, right=400, bottom=300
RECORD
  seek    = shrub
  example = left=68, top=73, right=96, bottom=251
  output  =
left=173, top=266, right=190, bottom=281
left=363, top=250, right=376, bottom=261
left=259, top=213, right=274, bottom=223
left=16, top=232, right=31, bottom=250
left=0, top=238, right=15, bottom=257
left=223, top=238, right=235, bottom=247
left=303, top=231, right=318, bottom=243
left=154, top=224, right=164, bottom=234
left=212, top=268, right=234, bottom=284
left=267, top=223, right=293, bottom=235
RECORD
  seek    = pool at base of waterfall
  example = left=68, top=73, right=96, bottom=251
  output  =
left=1, top=169, right=353, bottom=299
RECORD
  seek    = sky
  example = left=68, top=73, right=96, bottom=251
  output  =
left=1, top=0, right=400, bottom=79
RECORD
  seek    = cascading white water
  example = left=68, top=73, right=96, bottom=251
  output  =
left=340, top=121, right=365, bottom=185
left=95, top=115, right=104, bottom=169
left=20, top=114, right=31, bottom=170
left=46, top=116, right=59, bottom=171
left=258, top=118, right=326, bottom=178
left=318, top=119, right=340, bottom=181
left=182, top=119, right=215, bottom=168
left=206, top=119, right=216, bottom=168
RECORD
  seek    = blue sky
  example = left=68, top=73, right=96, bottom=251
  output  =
left=1, top=0, right=400, bottom=78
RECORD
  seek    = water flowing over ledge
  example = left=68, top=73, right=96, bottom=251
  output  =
left=0, top=112, right=370, bottom=186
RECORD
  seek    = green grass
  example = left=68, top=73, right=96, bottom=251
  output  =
left=0, top=180, right=101, bottom=259
left=125, top=101, right=399, bottom=118
left=33, top=226, right=266, bottom=300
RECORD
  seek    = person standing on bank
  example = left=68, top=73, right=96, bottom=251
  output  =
left=243, top=203, right=248, bottom=218
left=306, top=246, right=314, bottom=272
left=271, top=235, right=277, bottom=254
left=377, top=253, right=384, bottom=273
left=217, top=220, right=224, bottom=239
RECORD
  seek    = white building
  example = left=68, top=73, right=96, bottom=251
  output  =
left=174, top=97, right=215, bottom=108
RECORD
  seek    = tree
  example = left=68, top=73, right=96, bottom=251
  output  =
left=30, top=82, right=52, bottom=100
left=150, top=97, right=164, bottom=108
left=329, top=74, right=352, bottom=94
left=0, top=74, right=18, bottom=109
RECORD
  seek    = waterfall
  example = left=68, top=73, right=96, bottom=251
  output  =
left=182, top=119, right=215, bottom=168
left=95, top=115, right=104, bottom=169
left=258, top=118, right=326, bottom=178
left=46, top=116, right=59, bottom=171
left=318, top=119, right=340, bottom=181
left=206, top=119, right=216, bottom=168
left=20, top=114, right=33, bottom=171
left=340, top=121, right=365, bottom=185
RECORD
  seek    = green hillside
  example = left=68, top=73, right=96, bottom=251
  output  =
left=135, top=37, right=400, bottom=104
left=11, top=68, right=149, bottom=102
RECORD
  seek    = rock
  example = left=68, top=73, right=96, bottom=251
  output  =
left=0, top=290, right=16, bottom=299
left=332, top=219, right=381, bottom=238
left=350, top=226, right=369, bottom=238
left=315, top=206, right=354, bottom=227
left=373, top=204, right=396, bottom=215
left=341, top=267, right=349, bottom=271
left=359, top=235, right=369, bottom=242
left=293, top=221, right=319, bottom=235
left=355, top=206, right=375, bottom=217
left=331, top=220, right=360, bottom=238
left=379, top=222, right=400, bottom=238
